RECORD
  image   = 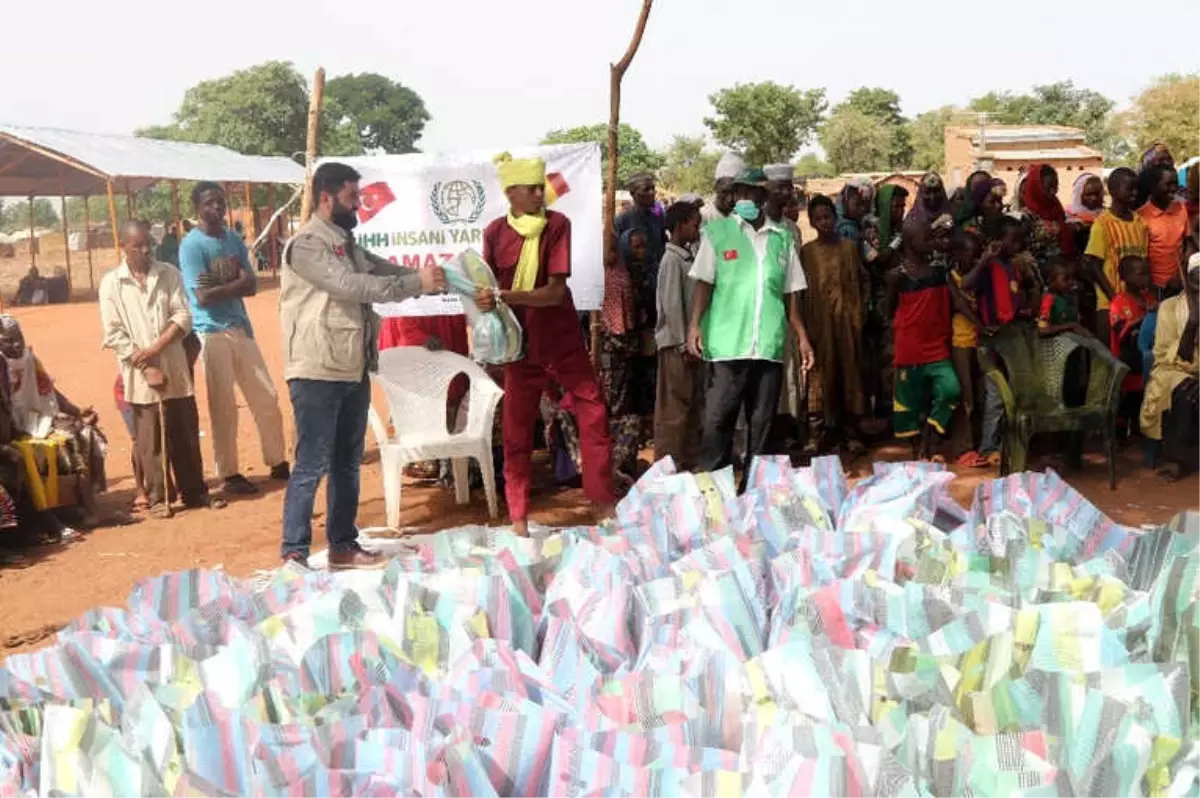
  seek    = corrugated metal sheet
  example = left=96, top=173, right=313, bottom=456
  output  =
left=0, top=124, right=304, bottom=196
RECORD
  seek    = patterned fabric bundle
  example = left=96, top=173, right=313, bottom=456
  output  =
left=1, top=457, right=1198, bottom=797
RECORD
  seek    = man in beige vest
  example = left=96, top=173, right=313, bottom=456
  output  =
left=279, top=162, right=445, bottom=569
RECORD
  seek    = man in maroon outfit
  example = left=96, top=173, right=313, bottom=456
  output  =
left=474, top=153, right=615, bottom=535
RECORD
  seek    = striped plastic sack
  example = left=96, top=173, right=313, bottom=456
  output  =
left=445, top=249, right=523, bottom=366
left=127, top=569, right=247, bottom=623
left=544, top=733, right=692, bottom=798
left=39, top=702, right=153, bottom=797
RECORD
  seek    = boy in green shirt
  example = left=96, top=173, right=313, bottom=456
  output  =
left=686, top=168, right=814, bottom=480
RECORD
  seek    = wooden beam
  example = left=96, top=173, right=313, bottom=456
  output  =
left=170, top=181, right=181, bottom=240
left=597, top=0, right=654, bottom=366
left=244, top=183, right=257, bottom=239
left=84, top=195, right=94, bottom=298
left=28, top=197, right=36, bottom=271
left=125, top=180, right=135, bottom=218
left=106, top=180, right=120, bottom=266
left=59, top=181, right=71, bottom=296
left=224, top=182, right=234, bottom=229
left=267, top=184, right=279, bottom=273
left=300, top=67, right=326, bottom=223
left=0, top=151, right=36, bottom=178
left=0, top=133, right=108, bottom=180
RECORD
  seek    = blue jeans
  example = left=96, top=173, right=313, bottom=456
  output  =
left=980, top=378, right=1005, bottom=455
left=281, top=376, right=371, bottom=558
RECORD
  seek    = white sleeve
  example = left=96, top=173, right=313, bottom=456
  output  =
left=784, top=245, right=807, bottom=293
left=689, top=236, right=718, bottom=284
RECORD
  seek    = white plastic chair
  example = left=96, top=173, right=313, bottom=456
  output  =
left=368, top=347, right=504, bottom=527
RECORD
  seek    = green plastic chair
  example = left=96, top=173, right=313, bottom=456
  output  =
left=977, top=322, right=1129, bottom=488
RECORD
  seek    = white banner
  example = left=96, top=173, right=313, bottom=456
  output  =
left=323, top=143, right=603, bottom=317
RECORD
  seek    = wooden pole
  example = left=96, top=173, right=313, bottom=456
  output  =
left=244, top=183, right=257, bottom=239
left=83, top=195, right=94, bottom=298
left=300, top=67, right=326, bottom=223
left=267, top=184, right=279, bottom=273
left=59, top=184, right=71, bottom=297
left=596, top=0, right=654, bottom=366
left=125, top=180, right=136, bottom=218
left=27, top=197, right=36, bottom=271
left=170, top=181, right=181, bottom=240
left=106, top=180, right=121, bottom=265
left=224, top=182, right=234, bottom=229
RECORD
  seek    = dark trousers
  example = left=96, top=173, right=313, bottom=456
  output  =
left=131, top=397, right=208, bottom=506
left=654, top=347, right=705, bottom=471
left=698, top=360, right=783, bottom=481
left=282, top=376, right=371, bottom=558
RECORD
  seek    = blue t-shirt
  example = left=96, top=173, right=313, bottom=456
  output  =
left=178, top=227, right=255, bottom=336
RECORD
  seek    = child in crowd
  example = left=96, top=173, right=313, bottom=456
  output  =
left=947, top=230, right=998, bottom=466
left=886, top=214, right=963, bottom=461
left=600, top=228, right=647, bottom=485
left=1109, top=255, right=1158, bottom=435
left=1037, top=261, right=1091, bottom=338
left=654, top=201, right=705, bottom=470
left=975, top=216, right=1031, bottom=464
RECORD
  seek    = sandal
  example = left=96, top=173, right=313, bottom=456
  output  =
left=984, top=452, right=1002, bottom=467
left=148, top=503, right=173, bottom=520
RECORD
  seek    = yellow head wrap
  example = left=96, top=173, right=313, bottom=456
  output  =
left=494, top=152, right=546, bottom=190
left=495, top=152, right=548, bottom=292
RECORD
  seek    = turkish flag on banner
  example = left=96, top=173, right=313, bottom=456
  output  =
left=545, top=172, right=571, bottom=206
left=357, top=182, right=396, bottom=223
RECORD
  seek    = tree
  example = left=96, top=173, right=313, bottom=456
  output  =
left=138, top=61, right=364, bottom=158
left=704, top=82, right=827, bottom=166
left=0, top=199, right=59, bottom=234
left=819, top=108, right=893, bottom=174
left=325, top=73, right=430, bottom=154
left=905, top=106, right=961, bottom=172
left=794, top=153, right=835, bottom=178
left=658, top=135, right=721, bottom=195
left=540, top=123, right=664, bottom=187
left=1122, top=73, right=1200, bottom=166
left=968, top=81, right=1116, bottom=154
left=836, top=87, right=912, bottom=167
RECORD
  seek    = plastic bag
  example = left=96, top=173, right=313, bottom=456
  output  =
left=443, top=249, right=524, bottom=364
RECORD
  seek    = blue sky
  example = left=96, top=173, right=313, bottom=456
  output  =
left=6, top=0, right=1198, bottom=153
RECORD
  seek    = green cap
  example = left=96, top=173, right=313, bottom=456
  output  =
left=734, top=168, right=768, bottom=187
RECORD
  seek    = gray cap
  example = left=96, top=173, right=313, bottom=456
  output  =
left=764, top=163, right=794, bottom=182
left=715, top=151, right=746, bottom=181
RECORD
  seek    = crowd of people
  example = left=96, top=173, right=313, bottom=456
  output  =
left=0, top=141, right=1194, bottom=566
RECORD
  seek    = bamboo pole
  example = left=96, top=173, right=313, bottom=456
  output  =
left=300, top=67, right=326, bottom=223
left=106, top=180, right=121, bottom=265
left=83, top=195, right=94, bottom=298
left=59, top=183, right=71, bottom=296
left=27, top=197, right=36, bottom=271
left=595, top=0, right=654, bottom=366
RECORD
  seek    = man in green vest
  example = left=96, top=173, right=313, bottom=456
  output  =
left=686, top=167, right=814, bottom=479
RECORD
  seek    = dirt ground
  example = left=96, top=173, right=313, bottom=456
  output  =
left=0, top=288, right=1196, bottom=658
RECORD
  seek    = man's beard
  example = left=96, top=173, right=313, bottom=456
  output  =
left=332, top=199, right=358, bottom=232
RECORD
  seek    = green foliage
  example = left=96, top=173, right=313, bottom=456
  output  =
left=704, top=82, right=827, bottom=166
left=658, top=136, right=721, bottom=194
left=326, top=73, right=430, bottom=154
left=905, top=106, right=962, bottom=172
left=1122, top=73, right=1200, bottom=166
left=820, top=108, right=894, bottom=174
left=540, top=123, right=665, bottom=187
left=968, top=81, right=1116, bottom=154
left=794, top=153, right=836, bottom=178
left=835, top=87, right=912, bottom=167
left=0, top=199, right=60, bottom=233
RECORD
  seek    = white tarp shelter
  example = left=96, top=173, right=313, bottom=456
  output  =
left=0, top=124, right=304, bottom=197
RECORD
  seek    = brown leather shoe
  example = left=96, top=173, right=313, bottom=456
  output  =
left=327, top=543, right=385, bottom=571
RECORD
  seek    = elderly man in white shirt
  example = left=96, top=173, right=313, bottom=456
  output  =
left=99, top=220, right=223, bottom=517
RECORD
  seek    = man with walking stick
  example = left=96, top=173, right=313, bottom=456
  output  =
left=100, top=220, right=224, bottom=518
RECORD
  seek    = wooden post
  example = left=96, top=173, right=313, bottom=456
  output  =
left=300, top=67, right=326, bottom=223
left=596, top=0, right=654, bottom=366
left=27, top=197, right=36, bottom=270
left=59, top=184, right=71, bottom=296
left=244, top=183, right=257, bottom=239
left=170, top=181, right=181, bottom=239
left=224, top=182, right=235, bottom=229
left=267, top=183, right=279, bottom=272
left=83, top=195, right=95, bottom=298
left=106, top=180, right=121, bottom=265
left=125, top=180, right=136, bottom=218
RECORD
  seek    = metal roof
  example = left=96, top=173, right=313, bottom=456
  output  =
left=0, top=124, right=305, bottom=197
left=986, top=148, right=1102, bottom=161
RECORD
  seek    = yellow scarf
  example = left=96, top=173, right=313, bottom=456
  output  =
left=506, top=212, right=547, bottom=292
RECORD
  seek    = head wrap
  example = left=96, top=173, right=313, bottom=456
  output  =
left=1189, top=252, right=1200, bottom=276
left=931, top=213, right=955, bottom=232
left=0, top=316, right=20, bottom=335
left=494, top=152, right=546, bottom=190
left=1067, top=172, right=1104, bottom=221
left=677, top=193, right=704, bottom=207
left=625, top=172, right=655, bottom=191
left=1021, top=163, right=1075, bottom=256
left=905, top=171, right=948, bottom=225
left=874, top=184, right=902, bottom=245
left=968, top=177, right=1007, bottom=214
left=715, top=152, right=746, bottom=181
left=763, top=163, right=794, bottom=183
left=921, top=171, right=944, bottom=191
